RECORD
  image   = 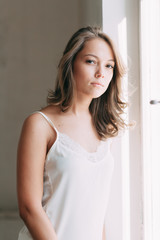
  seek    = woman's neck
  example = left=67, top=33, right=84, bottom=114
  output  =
left=68, top=94, right=92, bottom=116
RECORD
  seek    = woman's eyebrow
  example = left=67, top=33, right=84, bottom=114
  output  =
left=108, top=59, right=115, bottom=62
left=84, top=54, right=98, bottom=58
left=83, top=54, right=115, bottom=62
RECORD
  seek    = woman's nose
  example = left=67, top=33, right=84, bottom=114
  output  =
left=95, top=73, right=104, bottom=78
left=95, top=65, right=105, bottom=78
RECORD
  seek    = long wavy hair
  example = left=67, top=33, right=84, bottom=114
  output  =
left=47, top=26, right=128, bottom=139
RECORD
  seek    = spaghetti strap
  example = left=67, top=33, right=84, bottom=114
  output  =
left=35, top=111, right=58, bottom=133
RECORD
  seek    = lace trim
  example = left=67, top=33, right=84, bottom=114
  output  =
left=58, top=132, right=111, bottom=163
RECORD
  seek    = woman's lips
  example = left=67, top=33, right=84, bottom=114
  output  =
left=91, top=82, right=104, bottom=87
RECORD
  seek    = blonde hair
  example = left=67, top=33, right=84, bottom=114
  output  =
left=48, top=26, right=128, bottom=139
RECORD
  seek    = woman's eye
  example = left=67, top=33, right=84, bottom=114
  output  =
left=106, top=64, right=114, bottom=69
left=86, top=60, right=95, bottom=64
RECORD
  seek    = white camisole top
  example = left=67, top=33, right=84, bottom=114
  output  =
left=18, top=111, right=114, bottom=240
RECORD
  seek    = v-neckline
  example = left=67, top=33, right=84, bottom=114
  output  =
left=58, top=131, right=104, bottom=155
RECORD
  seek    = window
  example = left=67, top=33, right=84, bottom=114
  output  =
left=140, top=0, right=160, bottom=239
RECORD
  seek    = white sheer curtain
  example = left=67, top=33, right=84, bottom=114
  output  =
left=140, top=0, right=160, bottom=239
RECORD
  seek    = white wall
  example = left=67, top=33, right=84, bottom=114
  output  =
left=102, top=1, right=126, bottom=239
left=125, top=1, right=142, bottom=239
left=103, top=0, right=142, bottom=240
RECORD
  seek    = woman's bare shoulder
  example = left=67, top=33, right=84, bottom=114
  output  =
left=21, top=107, right=58, bottom=143
left=40, top=104, right=61, bottom=116
left=23, top=105, right=58, bottom=127
left=23, top=111, right=48, bottom=130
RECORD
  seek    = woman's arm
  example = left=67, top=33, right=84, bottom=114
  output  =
left=17, top=113, right=58, bottom=240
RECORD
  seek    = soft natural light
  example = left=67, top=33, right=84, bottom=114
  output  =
left=140, top=0, right=160, bottom=239
left=118, top=17, right=131, bottom=240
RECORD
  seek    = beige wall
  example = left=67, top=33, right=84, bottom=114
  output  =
left=0, top=0, right=102, bottom=239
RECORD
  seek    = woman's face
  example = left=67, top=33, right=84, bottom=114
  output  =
left=73, top=38, right=115, bottom=99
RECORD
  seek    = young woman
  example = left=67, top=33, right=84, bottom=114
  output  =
left=17, top=26, right=127, bottom=240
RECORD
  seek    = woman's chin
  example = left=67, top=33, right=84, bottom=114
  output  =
left=91, top=90, right=106, bottom=99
